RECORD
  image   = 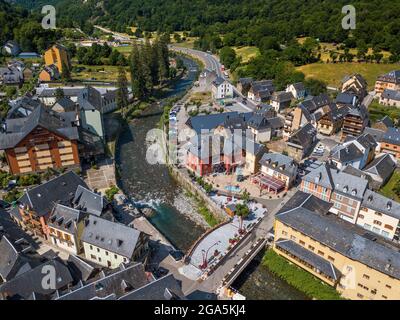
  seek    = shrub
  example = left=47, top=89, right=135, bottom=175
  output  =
left=105, top=185, right=120, bottom=201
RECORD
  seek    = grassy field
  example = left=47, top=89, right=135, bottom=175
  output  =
left=263, top=249, right=343, bottom=300
left=380, top=170, right=400, bottom=202
left=234, top=46, right=260, bottom=63
left=71, top=64, right=131, bottom=82
left=115, top=46, right=133, bottom=55
left=297, top=63, right=399, bottom=89
left=368, top=100, right=400, bottom=124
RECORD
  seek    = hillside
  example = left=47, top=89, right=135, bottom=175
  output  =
left=12, top=0, right=400, bottom=57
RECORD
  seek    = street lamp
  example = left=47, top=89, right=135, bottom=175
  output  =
left=200, top=241, right=221, bottom=270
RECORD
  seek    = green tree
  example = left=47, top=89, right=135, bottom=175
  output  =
left=219, top=46, right=237, bottom=69
left=61, top=62, right=71, bottom=82
left=234, top=203, right=250, bottom=233
left=116, top=66, right=129, bottom=118
left=55, top=87, right=64, bottom=101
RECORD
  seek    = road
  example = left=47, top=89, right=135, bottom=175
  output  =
left=169, top=45, right=258, bottom=111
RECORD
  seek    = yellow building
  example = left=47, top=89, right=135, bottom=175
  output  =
left=44, top=44, right=70, bottom=74
left=274, top=191, right=400, bottom=300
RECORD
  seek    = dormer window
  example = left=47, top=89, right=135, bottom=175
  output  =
left=343, top=186, right=348, bottom=193
left=387, top=202, right=392, bottom=211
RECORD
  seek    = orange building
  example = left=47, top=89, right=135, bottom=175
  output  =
left=374, top=70, right=400, bottom=96
left=44, top=44, right=70, bottom=74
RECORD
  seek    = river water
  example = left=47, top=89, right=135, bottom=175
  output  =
left=115, top=56, right=307, bottom=300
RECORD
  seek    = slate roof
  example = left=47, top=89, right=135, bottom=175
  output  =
left=378, top=116, right=394, bottom=129
left=186, top=112, right=238, bottom=134
left=377, top=70, right=400, bottom=84
left=301, top=94, right=330, bottom=113
left=382, top=127, right=400, bottom=146
left=363, top=153, right=396, bottom=182
left=81, top=215, right=142, bottom=258
left=335, top=92, right=356, bottom=106
left=66, top=254, right=97, bottom=282
left=18, top=171, right=89, bottom=217
left=288, top=123, right=317, bottom=150
left=302, top=162, right=334, bottom=190
left=331, top=142, right=364, bottom=163
left=56, top=263, right=148, bottom=300
left=79, top=86, right=103, bottom=111
left=259, top=153, right=297, bottom=177
left=73, top=185, right=107, bottom=217
left=364, top=127, right=385, bottom=142
left=362, top=190, right=400, bottom=219
left=38, top=88, right=82, bottom=98
left=119, top=274, right=185, bottom=300
left=0, top=258, right=73, bottom=300
left=48, top=204, right=84, bottom=234
left=7, top=96, right=42, bottom=119
left=0, top=236, right=27, bottom=281
left=0, top=105, right=79, bottom=149
left=291, top=82, right=305, bottom=92
left=272, top=91, right=293, bottom=103
left=52, top=97, right=77, bottom=112
left=382, top=89, right=400, bottom=101
left=212, top=76, right=226, bottom=87
left=275, top=239, right=339, bottom=280
left=276, top=191, right=400, bottom=280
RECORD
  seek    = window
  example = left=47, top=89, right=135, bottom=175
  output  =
left=290, top=235, right=296, bottom=241
left=363, top=274, right=370, bottom=280
left=373, top=220, right=382, bottom=226
left=384, top=224, right=394, bottom=231
left=336, top=194, right=343, bottom=201
left=318, top=250, right=325, bottom=256
left=328, top=256, right=335, bottom=262
left=282, top=231, right=288, bottom=236
left=382, top=295, right=387, bottom=300
left=114, top=254, right=118, bottom=259
left=90, top=254, right=96, bottom=260
left=375, top=212, right=382, bottom=217
left=105, top=251, right=109, bottom=256
left=98, top=257, right=102, bottom=262
left=97, top=248, right=100, bottom=253
left=299, top=240, right=305, bottom=246
left=386, top=284, right=392, bottom=289
left=334, top=202, right=341, bottom=209
left=381, top=230, right=390, bottom=238
left=357, top=293, right=364, bottom=299
left=90, top=245, right=93, bottom=250
left=364, top=224, right=371, bottom=230
left=308, top=245, right=315, bottom=251
left=358, top=214, right=364, bottom=220
left=372, top=227, right=381, bottom=234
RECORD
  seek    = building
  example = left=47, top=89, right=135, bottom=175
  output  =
left=330, top=133, right=377, bottom=170
left=2, top=41, right=20, bottom=56
left=39, top=64, right=60, bottom=82
left=9, top=172, right=88, bottom=238
left=372, top=116, right=394, bottom=132
left=44, top=44, right=71, bottom=74
left=375, top=70, right=400, bottom=96
left=211, top=77, right=233, bottom=100
left=362, top=153, right=396, bottom=190
left=247, top=80, right=274, bottom=103
left=0, top=258, right=73, bottom=300
left=47, top=204, right=86, bottom=255
left=335, top=92, right=357, bottom=109
left=81, top=215, right=149, bottom=269
left=379, top=89, right=400, bottom=108
left=0, top=66, right=23, bottom=86
left=253, top=153, right=297, bottom=193
left=358, top=190, right=400, bottom=241
left=199, top=69, right=217, bottom=91
left=381, top=127, right=400, bottom=160
left=0, top=105, right=80, bottom=174
left=52, top=97, right=78, bottom=113
left=341, top=74, right=368, bottom=100
left=78, top=87, right=105, bottom=139
left=247, top=112, right=284, bottom=143
left=300, top=161, right=369, bottom=224
left=317, top=104, right=349, bottom=136
left=286, top=123, right=317, bottom=161
left=286, top=82, right=306, bottom=100
left=283, top=105, right=314, bottom=139
left=237, top=77, right=253, bottom=95
left=300, top=94, right=331, bottom=114
left=274, top=191, right=400, bottom=300
left=271, top=91, right=293, bottom=113
left=341, top=105, right=369, bottom=141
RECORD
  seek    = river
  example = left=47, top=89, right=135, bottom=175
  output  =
left=115, top=56, right=307, bottom=300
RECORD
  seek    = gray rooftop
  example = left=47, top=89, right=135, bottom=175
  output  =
left=362, top=190, right=400, bottom=220
left=382, top=127, right=400, bottom=146
left=81, top=215, right=142, bottom=259
left=277, top=191, right=400, bottom=281
left=259, top=153, right=297, bottom=177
